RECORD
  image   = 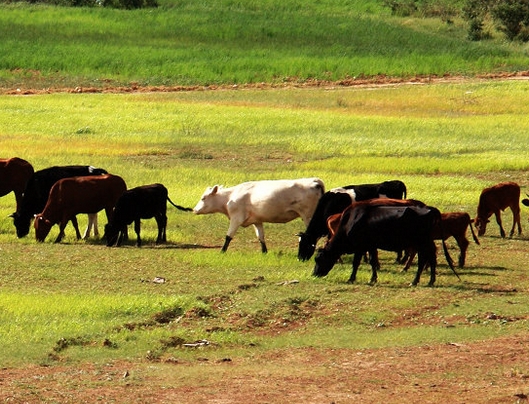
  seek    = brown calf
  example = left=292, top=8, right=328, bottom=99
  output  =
left=34, top=174, right=127, bottom=243
left=474, top=182, right=521, bottom=238
left=0, top=157, right=34, bottom=212
left=402, top=212, right=480, bottom=270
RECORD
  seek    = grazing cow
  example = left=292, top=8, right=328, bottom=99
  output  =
left=11, top=165, right=107, bottom=238
left=193, top=178, right=325, bottom=253
left=105, top=183, right=192, bottom=247
left=313, top=198, right=457, bottom=286
left=34, top=174, right=127, bottom=243
left=298, top=180, right=407, bottom=261
left=402, top=212, right=480, bottom=270
left=474, top=182, right=521, bottom=238
left=0, top=157, right=34, bottom=212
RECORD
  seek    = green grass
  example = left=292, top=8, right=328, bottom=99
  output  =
left=2, top=80, right=529, bottom=367
left=1, top=0, right=529, bottom=89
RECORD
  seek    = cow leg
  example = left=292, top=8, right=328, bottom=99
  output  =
left=427, top=243, right=437, bottom=287
left=347, top=253, right=364, bottom=283
left=411, top=252, right=426, bottom=286
left=221, top=236, right=232, bottom=252
left=70, top=216, right=82, bottom=240
left=55, top=218, right=70, bottom=243
left=134, top=219, right=142, bottom=247
left=455, top=235, right=469, bottom=267
left=117, top=226, right=126, bottom=247
left=222, top=219, right=242, bottom=252
left=402, top=248, right=416, bottom=272
left=494, top=211, right=506, bottom=238
left=510, top=205, right=522, bottom=237
left=155, top=214, right=167, bottom=244
left=83, top=213, right=99, bottom=239
left=368, top=249, right=379, bottom=285
left=253, top=223, right=268, bottom=253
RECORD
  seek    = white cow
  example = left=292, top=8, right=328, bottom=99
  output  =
left=193, top=178, right=325, bottom=252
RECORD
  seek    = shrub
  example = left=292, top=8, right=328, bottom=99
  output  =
left=490, top=0, right=529, bottom=40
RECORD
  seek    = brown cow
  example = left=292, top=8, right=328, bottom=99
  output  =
left=402, top=212, right=480, bottom=270
left=0, top=157, right=34, bottom=212
left=34, top=174, right=127, bottom=243
left=474, top=182, right=521, bottom=238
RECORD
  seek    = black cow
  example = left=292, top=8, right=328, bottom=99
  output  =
left=105, top=183, right=192, bottom=247
left=298, top=180, right=407, bottom=261
left=313, top=199, right=456, bottom=286
left=11, top=165, right=107, bottom=238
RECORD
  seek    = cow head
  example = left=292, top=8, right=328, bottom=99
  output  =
left=10, top=212, right=32, bottom=238
left=34, top=214, right=53, bottom=242
left=474, top=216, right=489, bottom=236
left=105, top=223, right=121, bottom=247
left=297, top=232, right=317, bottom=261
left=312, top=248, right=339, bottom=277
left=193, top=185, right=221, bottom=214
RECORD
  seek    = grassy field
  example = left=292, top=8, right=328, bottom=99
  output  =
left=1, top=0, right=529, bottom=90
left=2, top=79, right=529, bottom=374
left=2, top=1, right=529, bottom=401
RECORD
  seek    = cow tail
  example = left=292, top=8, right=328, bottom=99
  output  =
left=468, top=219, right=480, bottom=245
left=441, top=239, right=461, bottom=281
left=167, top=197, right=193, bottom=212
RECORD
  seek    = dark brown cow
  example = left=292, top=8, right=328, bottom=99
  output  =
left=0, top=157, right=34, bottom=212
left=402, top=212, right=480, bottom=270
left=474, top=182, right=521, bottom=238
left=313, top=198, right=457, bottom=286
left=34, top=174, right=127, bottom=243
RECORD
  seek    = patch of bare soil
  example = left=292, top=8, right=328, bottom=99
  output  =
left=1, top=333, right=529, bottom=403
left=2, top=71, right=529, bottom=95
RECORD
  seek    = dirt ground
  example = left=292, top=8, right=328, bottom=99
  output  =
left=1, top=333, right=529, bottom=403
left=2, top=70, right=529, bottom=95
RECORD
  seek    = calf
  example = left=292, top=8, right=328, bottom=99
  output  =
left=34, top=174, right=127, bottom=243
left=194, top=178, right=325, bottom=252
left=105, top=184, right=192, bottom=247
left=402, top=212, right=480, bottom=270
left=474, top=182, right=521, bottom=238
left=0, top=157, right=34, bottom=212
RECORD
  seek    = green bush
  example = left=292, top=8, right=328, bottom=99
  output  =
left=491, top=0, right=529, bottom=40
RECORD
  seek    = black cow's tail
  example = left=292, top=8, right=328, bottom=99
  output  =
left=441, top=239, right=461, bottom=281
left=167, top=197, right=193, bottom=212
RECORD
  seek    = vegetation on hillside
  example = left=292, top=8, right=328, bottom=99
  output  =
left=0, top=0, right=528, bottom=90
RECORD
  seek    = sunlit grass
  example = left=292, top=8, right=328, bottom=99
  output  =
left=2, top=81, right=529, bottom=366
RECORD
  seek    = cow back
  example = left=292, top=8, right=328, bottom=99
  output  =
left=343, top=204, right=438, bottom=252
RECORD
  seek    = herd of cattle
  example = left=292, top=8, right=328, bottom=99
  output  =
left=1, top=157, right=527, bottom=286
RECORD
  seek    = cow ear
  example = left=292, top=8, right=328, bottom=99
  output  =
left=211, top=185, right=219, bottom=195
